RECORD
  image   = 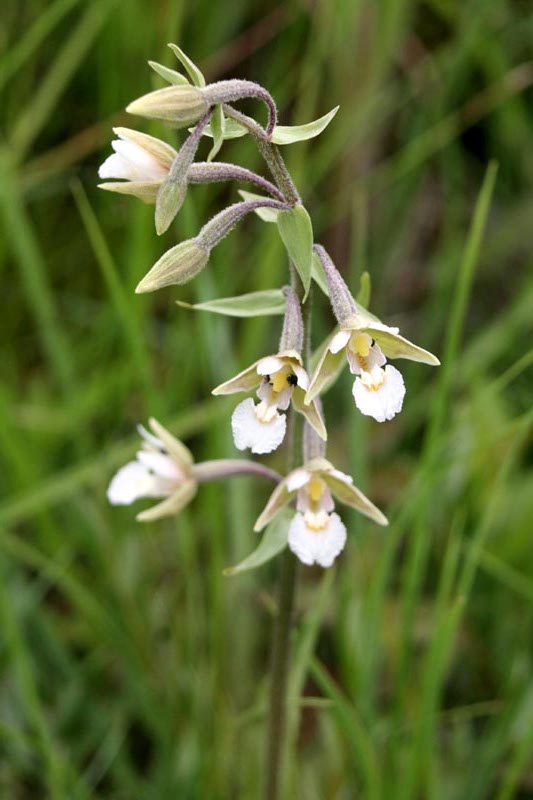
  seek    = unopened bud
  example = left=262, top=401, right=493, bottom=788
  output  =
left=136, top=240, right=209, bottom=293
left=155, top=181, right=188, bottom=235
left=126, top=85, right=208, bottom=127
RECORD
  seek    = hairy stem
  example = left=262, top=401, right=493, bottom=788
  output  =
left=222, top=104, right=300, bottom=205
left=264, top=407, right=300, bottom=800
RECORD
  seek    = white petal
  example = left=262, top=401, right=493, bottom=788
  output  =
left=256, top=355, right=285, bottom=375
left=292, top=364, right=309, bottom=390
left=346, top=342, right=386, bottom=375
left=98, top=153, right=135, bottom=180
left=365, top=321, right=400, bottom=335
left=136, top=450, right=183, bottom=480
left=328, top=468, right=353, bottom=485
left=231, top=398, right=287, bottom=454
left=288, top=512, right=347, bottom=568
left=107, top=461, right=166, bottom=505
left=112, top=139, right=168, bottom=180
left=286, top=468, right=311, bottom=492
left=352, top=364, right=405, bottom=422
left=329, top=329, right=351, bottom=354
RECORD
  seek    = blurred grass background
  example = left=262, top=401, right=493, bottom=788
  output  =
left=1, top=0, right=532, bottom=797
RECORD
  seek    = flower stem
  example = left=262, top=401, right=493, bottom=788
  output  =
left=264, top=501, right=298, bottom=800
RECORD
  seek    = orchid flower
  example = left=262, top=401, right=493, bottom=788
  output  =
left=307, top=246, right=440, bottom=422
left=213, top=287, right=326, bottom=454
left=254, top=457, right=387, bottom=568
left=98, top=128, right=177, bottom=202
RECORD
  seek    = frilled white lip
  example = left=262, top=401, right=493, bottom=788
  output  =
left=107, top=451, right=183, bottom=505
left=98, top=138, right=169, bottom=182
left=231, top=398, right=287, bottom=454
left=288, top=512, right=347, bottom=568
left=352, top=364, right=405, bottom=422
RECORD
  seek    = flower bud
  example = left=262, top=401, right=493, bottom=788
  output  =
left=126, top=85, right=209, bottom=127
left=136, top=240, right=209, bottom=293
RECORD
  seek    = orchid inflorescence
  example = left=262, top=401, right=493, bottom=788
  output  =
left=102, top=45, right=439, bottom=569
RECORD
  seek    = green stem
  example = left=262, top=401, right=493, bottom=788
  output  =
left=264, top=542, right=298, bottom=800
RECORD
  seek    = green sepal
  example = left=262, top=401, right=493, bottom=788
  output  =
left=167, top=44, right=206, bottom=87
left=176, top=289, right=286, bottom=318
left=277, top=204, right=313, bottom=297
left=148, top=61, right=190, bottom=86
left=223, top=508, right=292, bottom=575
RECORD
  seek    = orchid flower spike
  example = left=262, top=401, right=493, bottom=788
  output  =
left=98, top=128, right=177, bottom=203
left=307, top=246, right=440, bottom=422
left=107, top=418, right=197, bottom=522
left=212, top=287, right=326, bottom=454
left=255, top=457, right=388, bottom=568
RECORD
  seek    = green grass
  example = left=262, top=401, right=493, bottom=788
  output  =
left=1, top=0, right=532, bottom=797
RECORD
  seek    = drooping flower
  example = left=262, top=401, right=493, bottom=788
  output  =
left=107, top=418, right=197, bottom=521
left=98, top=128, right=176, bottom=202
left=254, top=458, right=388, bottom=568
left=307, top=246, right=440, bottom=422
left=213, top=287, right=326, bottom=454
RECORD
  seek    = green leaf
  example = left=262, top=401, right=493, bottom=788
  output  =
left=277, top=205, right=313, bottom=296
left=176, top=289, right=286, bottom=318
left=199, top=117, right=247, bottom=140
left=223, top=509, right=292, bottom=576
left=270, top=106, right=339, bottom=145
left=238, top=191, right=280, bottom=222
left=207, top=104, right=225, bottom=162
left=148, top=61, right=190, bottom=86
left=356, top=271, right=371, bottom=307
left=167, top=43, right=206, bottom=87
left=311, top=250, right=329, bottom=296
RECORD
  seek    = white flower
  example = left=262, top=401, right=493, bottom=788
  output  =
left=255, top=458, right=388, bottom=568
left=98, top=128, right=177, bottom=203
left=307, top=313, right=439, bottom=422
left=288, top=512, right=347, bottom=568
left=107, top=418, right=196, bottom=521
left=213, top=350, right=326, bottom=455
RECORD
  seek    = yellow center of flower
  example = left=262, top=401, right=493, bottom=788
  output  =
left=272, top=368, right=290, bottom=393
left=304, top=509, right=329, bottom=531
left=360, top=367, right=385, bottom=391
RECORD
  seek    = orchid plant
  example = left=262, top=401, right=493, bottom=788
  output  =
left=99, top=44, right=439, bottom=799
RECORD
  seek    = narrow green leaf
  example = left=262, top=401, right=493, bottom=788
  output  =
left=311, top=250, right=329, bottom=296
left=356, top=271, right=371, bottom=307
left=167, top=44, right=206, bottom=87
left=277, top=205, right=313, bottom=295
left=238, top=191, right=280, bottom=222
left=177, top=289, right=286, bottom=317
left=223, top=509, right=292, bottom=575
left=270, top=106, right=339, bottom=145
left=148, top=60, right=189, bottom=86
left=207, top=104, right=225, bottom=162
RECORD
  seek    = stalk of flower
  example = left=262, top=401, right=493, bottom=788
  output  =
left=135, top=198, right=291, bottom=293
left=126, top=78, right=277, bottom=138
left=108, top=418, right=281, bottom=522
left=212, top=287, right=326, bottom=454
left=306, top=245, right=440, bottom=422
left=254, top=425, right=387, bottom=568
